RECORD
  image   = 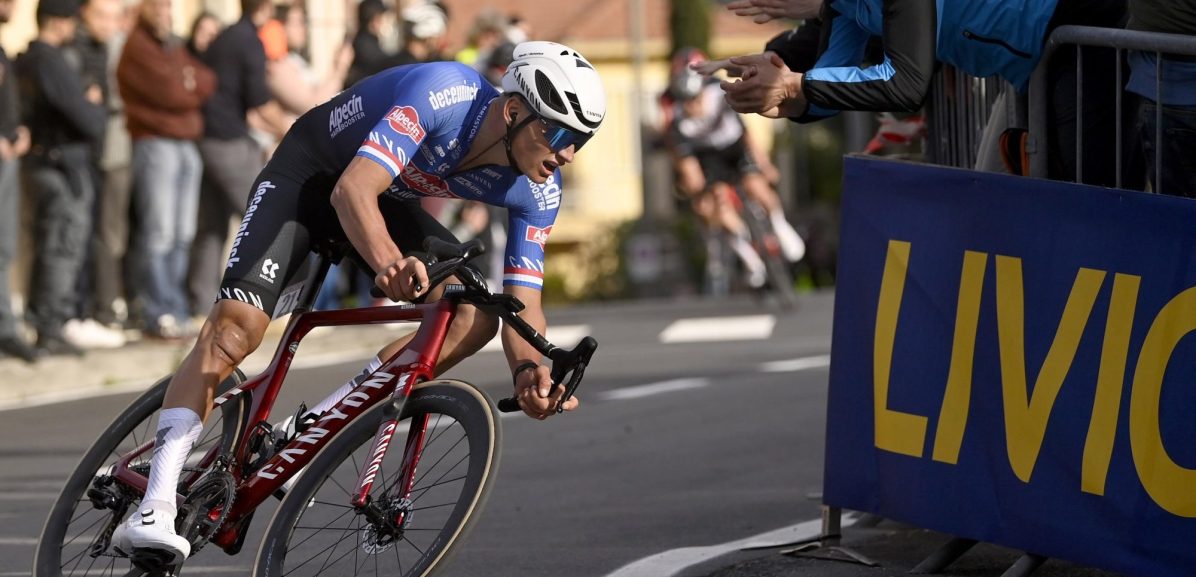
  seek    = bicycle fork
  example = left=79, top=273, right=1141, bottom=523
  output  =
left=351, top=393, right=431, bottom=537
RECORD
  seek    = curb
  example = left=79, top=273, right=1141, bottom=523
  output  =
left=0, top=319, right=410, bottom=411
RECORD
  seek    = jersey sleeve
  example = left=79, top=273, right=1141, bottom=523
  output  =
left=798, top=0, right=936, bottom=123
left=502, top=172, right=562, bottom=291
left=354, top=66, right=447, bottom=177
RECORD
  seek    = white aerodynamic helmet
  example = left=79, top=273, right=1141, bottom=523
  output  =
left=502, top=41, right=606, bottom=149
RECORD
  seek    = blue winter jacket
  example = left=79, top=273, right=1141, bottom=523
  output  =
left=798, top=0, right=1060, bottom=122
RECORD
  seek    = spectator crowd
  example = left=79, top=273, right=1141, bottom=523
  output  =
left=0, top=0, right=529, bottom=362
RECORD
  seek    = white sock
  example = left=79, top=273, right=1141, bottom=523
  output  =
left=769, top=210, right=806, bottom=263
left=143, top=407, right=203, bottom=516
left=307, top=356, right=383, bottom=418
left=730, top=233, right=767, bottom=287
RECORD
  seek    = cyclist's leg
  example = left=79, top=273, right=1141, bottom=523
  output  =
left=735, top=141, right=805, bottom=263
left=119, top=155, right=316, bottom=560
left=706, top=155, right=767, bottom=288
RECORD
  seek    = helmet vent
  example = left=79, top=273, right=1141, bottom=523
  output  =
left=574, top=58, right=594, bottom=70
left=534, top=69, right=568, bottom=115
left=565, top=91, right=602, bottom=129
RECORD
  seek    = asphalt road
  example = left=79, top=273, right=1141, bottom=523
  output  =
left=0, top=294, right=834, bottom=576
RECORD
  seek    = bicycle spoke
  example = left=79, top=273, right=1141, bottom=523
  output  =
left=409, top=430, right=467, bottom=492
left=409, top=500, right=459, bottom=513
left=409, top=453, right=469, bottom=503
left=316, top=514, right=361, bottom=575
left=310, top=499, right=355, bottom=509
left=289, top=506, right=356, bottom=549
left=285, top=522, right=358, bottom=575
left=61, top=513, right=107, bottom=551
left=401, top=535, right=427, bottom=557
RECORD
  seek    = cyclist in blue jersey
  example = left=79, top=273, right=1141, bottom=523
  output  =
left=111, top=41, right=605, bottom=562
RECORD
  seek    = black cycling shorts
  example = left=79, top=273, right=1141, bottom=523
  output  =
left=690, top=137, right=759, bottom=189
left=217, top=138, right=457, bottom=317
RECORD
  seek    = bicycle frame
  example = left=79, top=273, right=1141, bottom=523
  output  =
left=109, top=258, right=463, bottom=553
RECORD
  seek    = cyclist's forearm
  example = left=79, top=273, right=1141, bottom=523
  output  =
left=502, top=306, right=547, bottom=370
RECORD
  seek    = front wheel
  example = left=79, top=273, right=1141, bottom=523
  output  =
left=33, top=370, right=244, bottom=577
left=255, top=379, right=501, bottom=577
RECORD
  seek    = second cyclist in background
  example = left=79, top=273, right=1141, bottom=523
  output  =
left=662, top=48, right=804, bottom=290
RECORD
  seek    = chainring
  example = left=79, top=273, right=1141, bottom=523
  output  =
left=175, top=471, right=236, bottom=556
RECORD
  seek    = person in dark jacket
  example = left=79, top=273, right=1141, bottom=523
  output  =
left=0, top=0, right=36, bottom=363
left=119, top=0, right=216, bottom=338
left=710, top=0, right=1127, bottom=188
left=346, top=0, right=391, bottom=86
left=1126, top=0, right=1196, bottom=197
left=187, top=0, right=287, bottom=316
left=16, top=0, right=107, bottom=356
left=59, top=0, right=128, bottom=349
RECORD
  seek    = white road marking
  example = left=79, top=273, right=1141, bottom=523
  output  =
left=659, top=315, right=775, bottom=343
left=599, top=378, right=710, bottom=401
left=0, top=567, right=252, bottom=576
left=479, top=324, right=590, bottom=352
left=0, top=537, right=36, bottom=546
left=603, top=519, right=823, bottom=577
left=0, top=492, right=58, bottom=500
left=760, top=354, right=831, bottom=373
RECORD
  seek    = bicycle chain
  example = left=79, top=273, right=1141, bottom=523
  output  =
left=87, top=466, right=212, bottom=559
left=176, top=470, right=237, bottom=557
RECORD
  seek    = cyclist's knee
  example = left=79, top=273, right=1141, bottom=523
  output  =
left=454, top=304, right=498, bottom=351
left=201, top=300, right=269, bottom=367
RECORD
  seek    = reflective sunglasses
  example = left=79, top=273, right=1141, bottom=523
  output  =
left=536, top=115, right=593, bottom=152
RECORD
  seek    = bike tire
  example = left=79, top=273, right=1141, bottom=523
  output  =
left=255, top=379, right=501, bottom=577
left=741, top=200, right=799, bottom=310
left=33, top=370, right=245, bottom=577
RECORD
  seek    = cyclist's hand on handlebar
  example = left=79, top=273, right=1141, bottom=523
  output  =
left=515, top=365, right=579, bottom=420
left=376, top=256, right=429, bottom=302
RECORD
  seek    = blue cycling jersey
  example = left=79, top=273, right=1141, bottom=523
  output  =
left=293, top=61, right=559, bottom=291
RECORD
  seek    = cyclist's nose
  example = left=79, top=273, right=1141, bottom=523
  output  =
left=555, top=145, right=576, bottom=164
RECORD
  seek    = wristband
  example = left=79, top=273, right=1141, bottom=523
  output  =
left=512, top=362, right=539, bottom=386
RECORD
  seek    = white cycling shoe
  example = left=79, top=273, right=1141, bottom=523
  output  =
left=111, top=503, right=190, bottom=562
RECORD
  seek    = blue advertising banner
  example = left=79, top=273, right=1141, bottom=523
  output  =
left=825, top=157, right=1196, bottom=576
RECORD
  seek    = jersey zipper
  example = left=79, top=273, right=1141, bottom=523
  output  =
left=962, top=29, right=1032, bottom=59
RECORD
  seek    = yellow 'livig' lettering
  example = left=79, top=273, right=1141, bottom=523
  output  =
left=1081, top=273, right=1140, bottom=495
left=932, top=250, right=987, bottom=464
left=874, top=240, right=928, bottom=457
left=996, top=257, right=1104, bottom=482
left=1130, top=287, right=1196, bottom=517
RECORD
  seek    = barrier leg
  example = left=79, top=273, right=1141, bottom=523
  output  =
left=781, top=506, right=880, bottom=567
left=910, top=537, right=978, bottom=574
left=999, top=553, right=1047, bottom=577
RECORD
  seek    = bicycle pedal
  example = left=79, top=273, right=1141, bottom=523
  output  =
left=129, top=548, right=181, bottom=575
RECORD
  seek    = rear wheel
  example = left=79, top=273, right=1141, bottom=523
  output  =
left=255, top=379, right=501, bottom=577
left=33, top=371, right=244, bottom=577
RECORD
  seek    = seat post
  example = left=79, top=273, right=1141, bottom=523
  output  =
left=293, top=253, right=332, bottom=315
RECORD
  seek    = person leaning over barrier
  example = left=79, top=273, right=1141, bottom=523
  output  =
left=703, top=0, right=1129, bottom=188
left=108, top=40, right=604, bottom=564
left=1125, top=0, right=1196, bottom=197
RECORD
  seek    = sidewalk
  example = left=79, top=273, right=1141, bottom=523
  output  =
left=0, top=318, right=402, bottom=410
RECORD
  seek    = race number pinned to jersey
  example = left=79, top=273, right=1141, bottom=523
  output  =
left=525, top=225, right=552, bottom=249
left=385, top=106, right=426, bottom=144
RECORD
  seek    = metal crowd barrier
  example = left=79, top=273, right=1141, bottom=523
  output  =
left=1027, top=25, right=1196, bottom=191
left=924, top=68, right=1006, bottom=169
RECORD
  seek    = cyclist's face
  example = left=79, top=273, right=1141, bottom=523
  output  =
left=509, top=102, right=578, bottom=184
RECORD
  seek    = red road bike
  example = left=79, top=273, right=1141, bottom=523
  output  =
left=34, top=238, right=596, bottom=577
